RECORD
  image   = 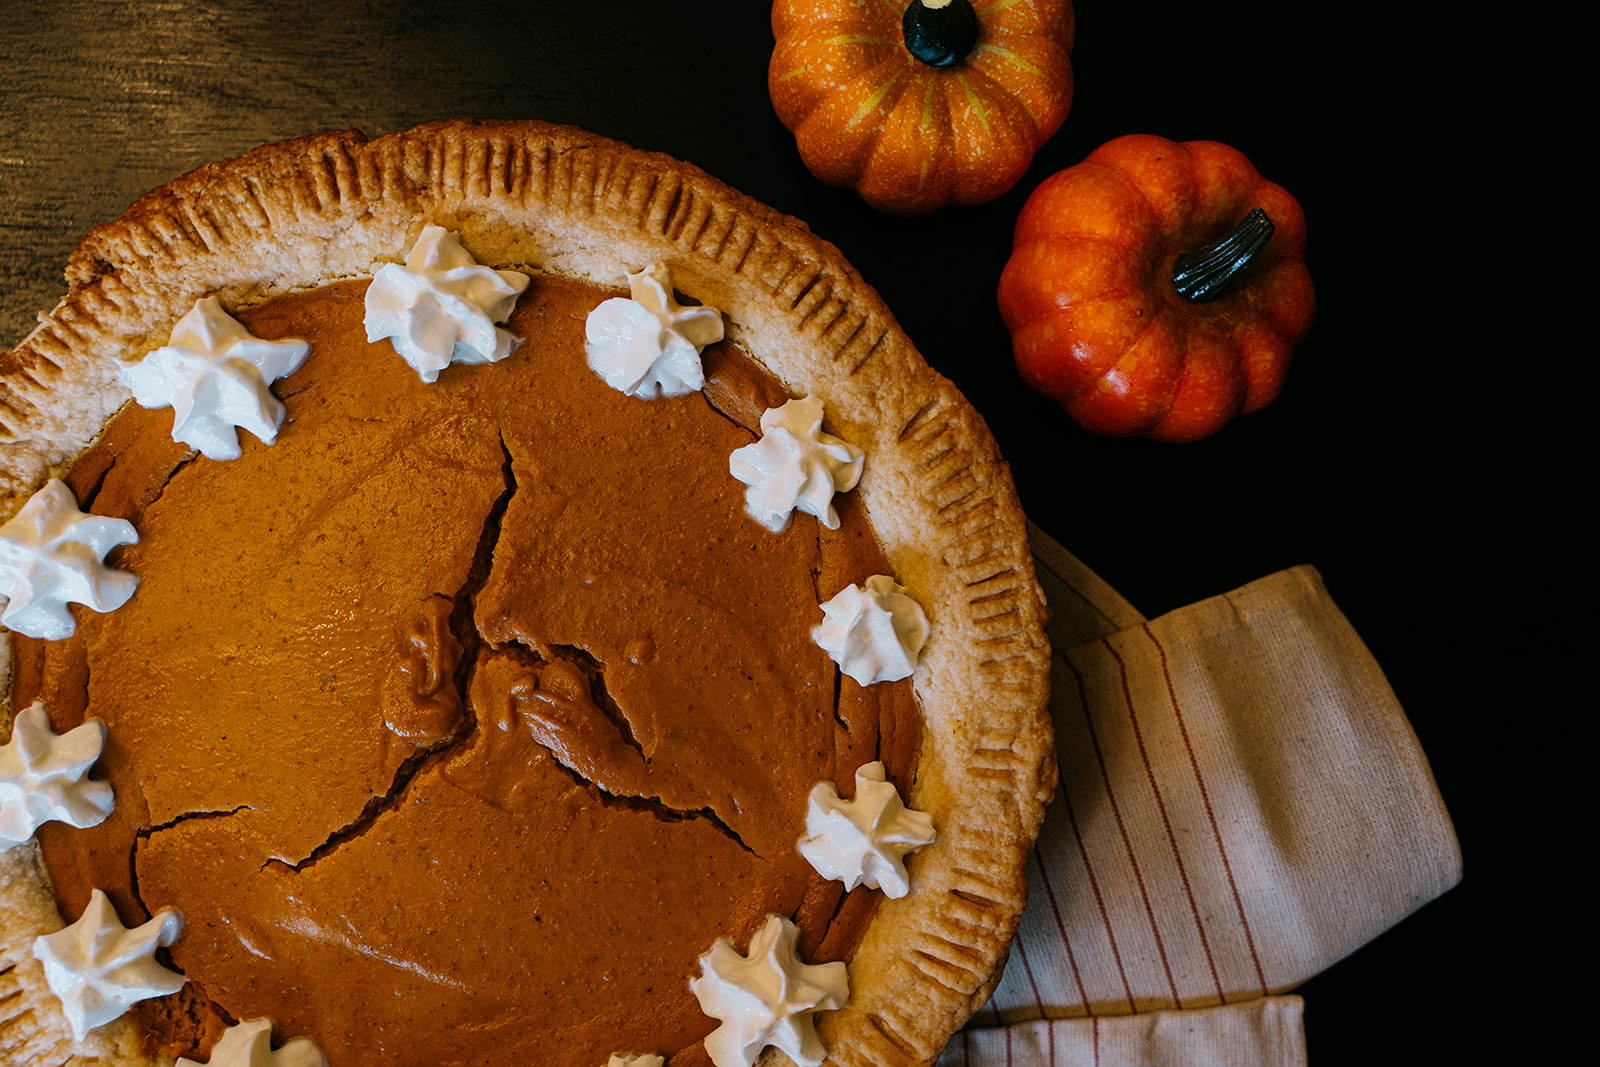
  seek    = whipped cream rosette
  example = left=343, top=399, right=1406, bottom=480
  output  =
left=691, top=914, right=849, bottom=1067
left=798, top=760, right=936, bottom=898
left=32, top=889, right=186, bottom=1042
left=729, top=395, right=865, bottom=532
left=0, top=700, right=114, bottom=848
left=175, top=1017, right=327, bottom=1067
left=365, top=225, right=531, bottom=382
left=0, top=479, right=138, bottom=641
left=812, top=574, right=931, bottom=685
left=119, top=296, right=310, bottom=461
left=585, top=263, right=725, bottom=398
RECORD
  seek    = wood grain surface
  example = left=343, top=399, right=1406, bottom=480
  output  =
left=0, top=2, right=1564, bottom=1064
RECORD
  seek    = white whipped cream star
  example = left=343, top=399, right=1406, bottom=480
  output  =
left=606, top=1055, right=664, bottom=1067
left=585, top=264, right=724, bottom=398
left=119, top=296, right=311, bottom=461
left=0, top=479, right=138, bottom=641
left=798, top=761, right=936, bottom=898
left=812, top=574, right=929, bottom=686
left=690, top=914, right=848, bottom=1067
left=0, top=700, right=113, bottom=849
left=365, top=225, right=531, bottom=383
left=33, top=888, right=186, bottom=1042
left=176, top=1017, right=327, bottom=1067
left=729, top=396, right=864, bottom=532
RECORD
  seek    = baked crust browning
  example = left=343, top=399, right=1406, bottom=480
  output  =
left=0, top=119, right=1052, bottom=1066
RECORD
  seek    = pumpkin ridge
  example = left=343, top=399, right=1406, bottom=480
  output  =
left=918, top=74, right=941, bottom=136
left=952, top=72, right=994, bottom=140
left=1096, top=139, right=1202, bottom=235
left=963, top=45, right=1065, bottom=138
left=1069, top=319, right=1184, bottom=431
left=1073, top=160, right=1171, bottom=244
left=1015, top=293, right=1163, bottom=402
left=977, top=41, right=1043, bottom=77
left=1002, top=242, right=1148, bottom=329
left=769, top=21, right=895, bottom=126
left=827, top=32, right=886, bottom=46
left=853, top=65, right=911, bottom=129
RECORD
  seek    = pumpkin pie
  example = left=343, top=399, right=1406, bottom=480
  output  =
left=0, top=120, right=1052, bottom=1066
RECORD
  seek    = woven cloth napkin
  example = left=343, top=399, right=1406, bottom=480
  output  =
left=939, top=525, right=1462, bottom=1066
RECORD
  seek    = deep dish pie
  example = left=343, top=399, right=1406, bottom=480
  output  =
left=0, top=119, right=1052, bottom=1066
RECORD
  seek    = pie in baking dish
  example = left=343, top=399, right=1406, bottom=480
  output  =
left=0, top=119, right=1051, bottom=1067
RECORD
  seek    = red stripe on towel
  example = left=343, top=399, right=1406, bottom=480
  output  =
left=1031, top=849, right=1093, bottom=1017
left=1105, top=634, right=1224, bottom=1003
left=1013, top=924, right=1047, bottom=1020
left=1143, top=622, right=1270, bottom=996
left=1095, top=637, right=1181, bottom=1007
left=1064, top=659, right=1138, bottom=1014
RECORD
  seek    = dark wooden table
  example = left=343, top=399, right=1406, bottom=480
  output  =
left=1, top=2, right=1562, bottom=1063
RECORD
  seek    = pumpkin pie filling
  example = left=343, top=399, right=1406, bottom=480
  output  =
left=9, top=273, right=920, bottom=1065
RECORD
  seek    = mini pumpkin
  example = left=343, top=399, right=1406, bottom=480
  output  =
left=997, top=134, right=1315, bottom=442
left=769, top=0, right=1075, bottom=216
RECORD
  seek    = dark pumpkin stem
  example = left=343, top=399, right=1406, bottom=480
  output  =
left=1171, top=207, right=1276, bottom=303
left=903, top=0, right=980, bottom=69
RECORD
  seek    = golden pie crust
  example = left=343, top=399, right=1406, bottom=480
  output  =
left=0, top=119, right=1052, bottom=1066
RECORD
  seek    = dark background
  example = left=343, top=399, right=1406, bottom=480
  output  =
left=0, top=2, right=1565, bottom=1063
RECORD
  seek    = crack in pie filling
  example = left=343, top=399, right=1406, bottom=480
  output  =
left=0, top=120, right=1054, bottom=1067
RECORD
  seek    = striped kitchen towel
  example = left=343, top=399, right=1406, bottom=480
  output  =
left=943, top=526, right=1461, bottom=1066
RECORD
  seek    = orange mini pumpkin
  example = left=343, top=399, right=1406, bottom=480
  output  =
left=769, top=0, right=1075, bottom=215
left=998, top=135, right=1315, bottom=442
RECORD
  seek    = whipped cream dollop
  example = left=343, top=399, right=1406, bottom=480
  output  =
left=585, top=264, right=724, bottom=398
left=729, top=396, right=864, bottom=532
left=364, top=225, right=531, bottom=383
left=606, top=1056, right=665, bottom=1067
left=119, top=296, right=311, bottom=461
left=32, top=888, right=185, bottom=1042
left=0, top=700, right=113, bottom=849
left=798, top=761, right=936, bottom=899
left=690, top=914, right=848, bottom=1067
left=176, top=1017, right=327, bottom=1067
left=812, top=574, right=930, bottom=686
left=0, top=479, right=139, bottom=641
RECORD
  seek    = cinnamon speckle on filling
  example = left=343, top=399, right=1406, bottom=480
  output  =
left=14, top=274, right=918, bottom=1067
